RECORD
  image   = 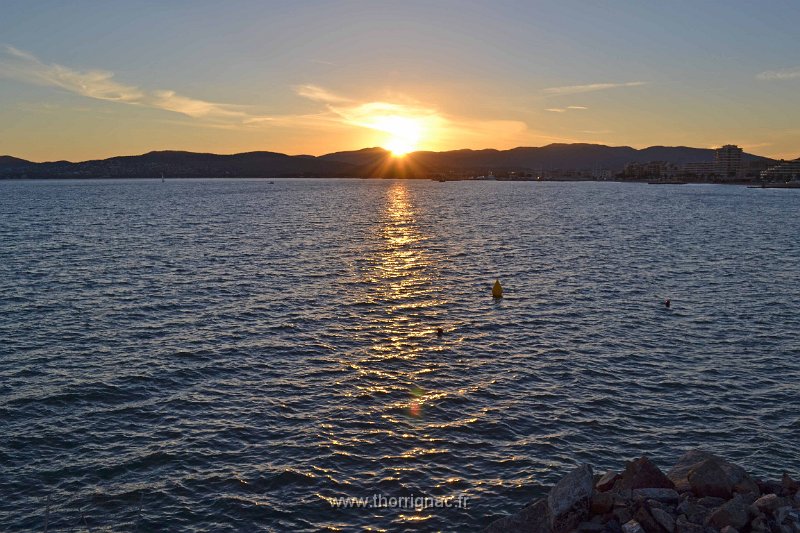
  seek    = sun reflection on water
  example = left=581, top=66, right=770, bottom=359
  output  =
left=369, top=183, right=444, bottom=416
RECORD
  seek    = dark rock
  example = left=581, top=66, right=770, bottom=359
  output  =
left=697, top=496, right=728, bottom=509
left=634, top=506, right=664, bottom=533
left=669, top=450, right=758, bottom=495
left=633, top=489, right=680, bottom=504
left=619, top=457, right=675, bottom=491
left=622, top=520, right=646, bottom=533
left=592, top=492, right=615, bottom=515
left=548, top=464, right=594, bottom=532
left=651, top=508, right=676, bottom=533
left=720, top=527, right=739, bottom=533
left=783, top=473, right=800, bottom=495
left=706, top=496, right=749, bottom=530
left=614, top=507, right=633, bottom=525
left=758, top=479, right=784, bottom=495
left=689, top=459, right=734, bottom=498
left=681, top=502, right=711, bottom=525
left=483, top=498, right=551, bottom=533
left=675, top=516, right=704, bottom=533
left=754, top=494, right=784, bottom=514
left=598, top=471, right=621, bottom=492
left=577, top=521, right=605, bottom=532
left=750, top=515, right=770, bottom=533
left=775, top=505, right=793, bottom=524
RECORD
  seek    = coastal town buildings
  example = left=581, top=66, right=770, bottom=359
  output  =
left=714, top=144, right=743, bottom=177
left=760, top=159, right=800, bottom=181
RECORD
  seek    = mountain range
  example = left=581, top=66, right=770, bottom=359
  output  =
left=0, top=144, right=778, bottom=179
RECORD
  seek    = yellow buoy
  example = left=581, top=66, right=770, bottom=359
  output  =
left=492, top=279, right=503, bottom=298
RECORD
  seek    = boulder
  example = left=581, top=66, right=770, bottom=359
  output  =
left=775, top=505, right=793, bottom=524
left=633, top=489, right=681, bottom=504
left=688, top=459, right=734, bottom=498
left=547, top=464, right=594, bottom=532
left=706, top=496, right=749, bottom=530
left=483, top=498, right=551, bottom=533
left=675, top=516, right=704, bottom=533
left=576, top=521, right=605, bottom=532
left=548, top=464, right=594, bottom=517
left=651, top=507, right=676, bottom=533
left=597, top=471, right=621, bottom=492
left=619, top=457, right=675, bottom=491
left=591, top=492, right=614, bottom=515
left=634, top=506, right=663, bottom=533
left=622, top=520, right=646, bottom=533
left=697, top=496, right=728, bottom=509
left=750, top=515, right=769, bottom=533
left=783, top=473, right=800, bottom=495
left=614, top=507, right=633, bottom=525
left=753, top=493, right=783, bottom=514
left=758, top=479, right=783, bottom=495
left=668, top=450, right=758, bottom=495
left=679, top=501, right=711, bottom=525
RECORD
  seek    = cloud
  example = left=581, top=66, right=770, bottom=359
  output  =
left=542, top=81, right=647, bottom=95
left=0, top=46, right=543, bottom=151
left=295, top=84, right=352, bottom=103
left=1, top=45, right=144, bottom=102
left=757, top=66, right=800, bottom=80
left=545, top=105, right=588, bottom=113
left=0, top=45, right=244, bottom=120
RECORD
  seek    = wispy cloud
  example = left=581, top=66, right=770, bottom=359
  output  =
left=757, top=66, right=800, bottom=80
left=295, top=84, right=352, bottom=104
left=0, top=45, right=245, bottom=119
left=0, top=46, right=544, bottom=151
left=545, top=105, right=588, bottom=113
left=543, top=81, right=646, bottom=95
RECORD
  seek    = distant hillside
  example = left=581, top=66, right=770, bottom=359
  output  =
left=324, top=144, right=773, bottom=175
left=0, top=156, right=33, bottom=168
left=0, top=144, right=776, bottom=179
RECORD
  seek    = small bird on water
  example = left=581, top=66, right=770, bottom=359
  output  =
left=664, top=298, right=671, bottom=309
left=492, top=279, right=503, bottom=298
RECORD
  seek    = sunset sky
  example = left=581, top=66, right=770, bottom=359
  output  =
left=1, top=0, right=799, bottom=162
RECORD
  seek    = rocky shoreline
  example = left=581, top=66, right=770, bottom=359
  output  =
left=485, top=450, right=800, bottom=533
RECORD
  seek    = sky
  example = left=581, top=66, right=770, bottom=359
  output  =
left=1, top=0, right=799, bottom=162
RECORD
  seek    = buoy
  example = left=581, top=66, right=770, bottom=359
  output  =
left=664, top=298, right=671, bottom=309
left=436, top=327, right=443, bottom=337
left=492, top=279, right=503, bottom=298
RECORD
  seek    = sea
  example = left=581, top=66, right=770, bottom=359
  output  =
left=1, top=178, right=798, bottom=531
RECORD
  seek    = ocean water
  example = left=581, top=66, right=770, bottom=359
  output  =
left=1, top=178, right=799, bottom=532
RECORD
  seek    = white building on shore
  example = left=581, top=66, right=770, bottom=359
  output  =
left=760, top=159, right=800, bottom=182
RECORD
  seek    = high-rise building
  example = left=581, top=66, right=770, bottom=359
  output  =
left=714, top=144, right=743, bottom=177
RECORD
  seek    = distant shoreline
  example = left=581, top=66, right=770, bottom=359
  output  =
left=2, top=176, right=797, bottom=188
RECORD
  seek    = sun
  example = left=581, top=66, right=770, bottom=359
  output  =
left=373, top=116, right=423, bottom=157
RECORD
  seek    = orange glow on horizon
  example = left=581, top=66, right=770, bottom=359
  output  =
left=374, top=116, right=423, bottom=157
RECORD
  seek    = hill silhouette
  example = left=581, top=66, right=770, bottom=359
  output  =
left=0, top=144, right=774, bottom=179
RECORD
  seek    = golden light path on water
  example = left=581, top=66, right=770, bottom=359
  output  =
left=329, top=181, right=455, bottom=524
